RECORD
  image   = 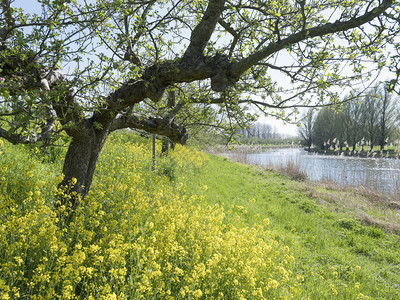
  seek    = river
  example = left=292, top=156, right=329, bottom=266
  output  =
left=225, top=148, right=400, bottom=194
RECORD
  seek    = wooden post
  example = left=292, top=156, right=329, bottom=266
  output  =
left=161, top=137, right=169, bottom=156
left=152, top=134, right=157, bottom=170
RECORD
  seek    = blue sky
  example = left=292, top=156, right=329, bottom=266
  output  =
left=15, top=1, right=42, bottom=13
left=11, top=0, right=397, bottom=137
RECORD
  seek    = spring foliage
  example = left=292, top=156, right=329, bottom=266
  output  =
left=1, top=0, right=399, bottom=202
left=0, top=133, right=300, bottom=299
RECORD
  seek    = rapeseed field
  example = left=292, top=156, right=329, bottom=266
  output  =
left=0, top=133, right=299, bottom=299
left=1, top=131, right=400, bottom=299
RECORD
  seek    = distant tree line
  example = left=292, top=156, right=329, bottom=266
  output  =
left=239, top=123, right=281, bottom=139
left=237, top=122, right=298, bottom=145
left=299, top=84, right=400, bottom=152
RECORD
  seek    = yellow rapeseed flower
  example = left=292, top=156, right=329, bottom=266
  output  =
left=193, top=289, right=203, bottom=298
left=14, top=256, right=23, bottom=266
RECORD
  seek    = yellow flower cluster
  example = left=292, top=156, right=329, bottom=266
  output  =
left=0, top=133, right=300, bottom=299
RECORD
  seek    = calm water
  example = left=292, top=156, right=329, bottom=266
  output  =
left=227, top=148, right=400, bottom=193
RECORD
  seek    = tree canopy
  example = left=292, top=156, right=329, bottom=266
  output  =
left=1, top=0, right=399, bottom=201
left=309, top=83, right=399, bottom=151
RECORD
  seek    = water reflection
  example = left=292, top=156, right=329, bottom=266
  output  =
left=229, top=148, right=400, bottom=193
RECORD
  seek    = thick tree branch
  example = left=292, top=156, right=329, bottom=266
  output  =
left=0, top=0, right=15, bottom=40
left=99, top=53, right=226, bottom=117
left=0, top=118, right=55, bottom=145
left=0, top=48, right=85, bottom=137
left=183, top=0, right=226, bottom=58
left=230, top=0, right=394, bottom=77
left=98, top=0, right=393, bottom=117
left=110, top=113, right=188, bottom=144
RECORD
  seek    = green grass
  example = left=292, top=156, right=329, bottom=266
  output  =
left=185, top=154, right=400, bottom=299
left=1, top=132, right=400, bottom=299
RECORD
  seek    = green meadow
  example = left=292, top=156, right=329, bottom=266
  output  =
left=1, top=131, right=400, bottom=299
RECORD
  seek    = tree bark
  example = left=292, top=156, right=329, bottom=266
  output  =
left=57, top=125, right=109, bottom=209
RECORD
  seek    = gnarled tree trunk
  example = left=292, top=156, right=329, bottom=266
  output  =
left=57, top=124, right=109, bottom=209
left=56, top=113, right=188, bottom=211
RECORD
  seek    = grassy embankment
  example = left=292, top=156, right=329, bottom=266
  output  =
left=1, top=131, right=400, bottom=299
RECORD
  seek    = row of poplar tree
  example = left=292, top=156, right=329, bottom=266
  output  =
left=299, top=83, right=400, bottom=151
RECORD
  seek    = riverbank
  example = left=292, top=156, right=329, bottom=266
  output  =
left=1, top=132, right=400, bottom=299
left=204, top=151, right=400, bottom=233
left=307, top=147, right=400, bottom=159
left=206, top=143, right=299, bottom=155
left=218, top=147, right=400, bottom=195
left=193, top=153, right=400, bottom=299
